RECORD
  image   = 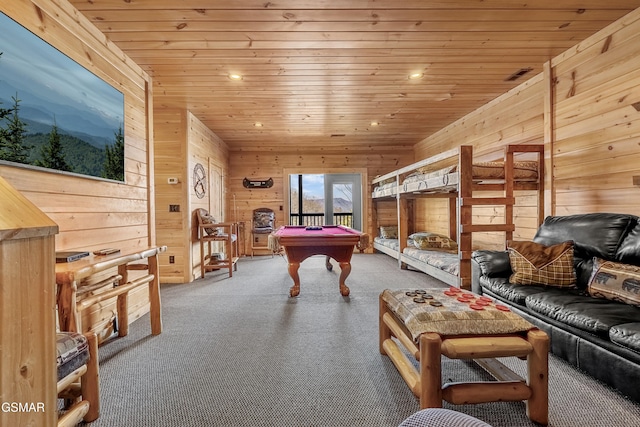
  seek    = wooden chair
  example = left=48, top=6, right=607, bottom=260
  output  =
left=56, top=331, right=99, bottom=427
left=251, top=207, right=276, bottom=257
left=196, top=208, right=239, bottom=278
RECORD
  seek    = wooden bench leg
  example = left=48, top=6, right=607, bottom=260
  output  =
left=420, top=332, right=443, bottom=409
left=526, top=329, right=549, bottom=425
left=379, top=294, right=391, bottom=355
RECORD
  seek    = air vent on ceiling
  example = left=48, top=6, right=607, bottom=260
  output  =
left=330, top=134, right=346, bottom=137
left=505, top=67, right=533, bottom=82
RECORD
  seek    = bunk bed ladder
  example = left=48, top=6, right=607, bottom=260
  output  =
left=459, top=146, right=515, bottom=290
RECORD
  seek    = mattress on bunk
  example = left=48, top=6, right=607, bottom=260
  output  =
left=401, top=161, right=538, bottom=193
left=373, top=237, right=400, bottom=251
left=372, top=181, right=397, bottom=198
left=402, top=246, right=459, bottom=276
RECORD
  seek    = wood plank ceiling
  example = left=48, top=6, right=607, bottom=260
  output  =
left=69, top=0, right=640, bottom=151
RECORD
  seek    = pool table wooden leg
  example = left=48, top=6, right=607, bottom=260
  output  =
left=288, top=261, right=301, bottom=297
left=338, top=261, right=351, bottom=296
left=325, top=256, right=333, bottom=271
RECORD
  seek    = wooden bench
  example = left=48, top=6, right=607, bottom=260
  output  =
left=56, top=246, right=166, bottom=338
left=379, top=288, right=549, bottom=425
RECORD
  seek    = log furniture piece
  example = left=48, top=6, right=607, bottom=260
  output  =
left=56, top=246, right=167, bottom=337
left=251, top=207, right=276, bottom=257
left=56, top=331, right=100, bottom=427
left=273, top=225, right=362, bottom=297
left=379, top=288, right=548, bottom=425
left=371, top=144, right=544, bottom=290
left=195, top=208, right=239, bottom=278
left=0, top=176, right=59, bottom=427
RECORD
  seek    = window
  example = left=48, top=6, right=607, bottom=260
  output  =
left=288, top=173, right=361, bottom=230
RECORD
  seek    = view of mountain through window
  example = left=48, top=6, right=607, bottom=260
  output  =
left=289, top=174, right=355, bottom=227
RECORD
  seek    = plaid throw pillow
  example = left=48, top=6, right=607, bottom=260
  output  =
left=507, top=240, right=576, bottom=287
left=588, top=258, right=640, bottom=307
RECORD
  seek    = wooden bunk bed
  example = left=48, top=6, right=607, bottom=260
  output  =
left=371, top=144, right=544, bottom=290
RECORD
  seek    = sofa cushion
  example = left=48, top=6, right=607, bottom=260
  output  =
left=533, top=213, right=636, bottom=259
left=525, top=292, right=640, bottom=338
left=507, top=240, right=576, bottom=287
left=609, top=323, right=640, bottom=353
left=479, top=276, right=548, bottom=306
left=472, top=250, right=512, bottom=278
left=588, top=258, right=640, bottom=307
left=616, top=222, right=640, bottom=265
left=533, top=213, right=637, bottom=288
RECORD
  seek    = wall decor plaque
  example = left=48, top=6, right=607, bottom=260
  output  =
left=243, top=177, right=273, bottom=188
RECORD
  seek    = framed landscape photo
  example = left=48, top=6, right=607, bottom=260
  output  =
left=0, top=12, right=125, bottom=182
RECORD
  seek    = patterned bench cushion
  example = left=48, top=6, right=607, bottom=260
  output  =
left=382, top=288, right=534, bottom=342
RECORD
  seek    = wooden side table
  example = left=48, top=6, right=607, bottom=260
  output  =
left=56, top=246, right=166, bottom=337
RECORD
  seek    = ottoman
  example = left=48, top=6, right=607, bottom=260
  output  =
left=380, top=287, right=549, bottom=425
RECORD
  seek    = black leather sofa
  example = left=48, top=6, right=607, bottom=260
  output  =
left=471, top=213, right=640, bottom=403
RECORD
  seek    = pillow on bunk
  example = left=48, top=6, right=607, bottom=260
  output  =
left=472, top=161, right=538, bottom=180
left=513, top=161, right=539, bottom=179
left=587, top=258, right=640, bottom=307
left=507, top=240, right=576, bottom=288
left=410, top=232, right=458, bottom=252
left=380, top=226, right=398, bottom=239
left=403, top=165, right=457, bottom=185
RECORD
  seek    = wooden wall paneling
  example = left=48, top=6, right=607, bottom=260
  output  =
left=412, top=198, right=451, bottom=237
left=186, top=112, right=230, bottom=281
left=415, top=74, right=545, bottom=158
left=550, top=7, right=640, bottom=216
left=154, top=108, right=189, bottom=283
left=146, top=81, right=157, bottom=247
left=0, top=0, right=156, bottom=335
left=552, top=7, right=640, bottom=82
left=543, top=61, right=556, bottom=217
left=372, top=200, right=398, bottom=231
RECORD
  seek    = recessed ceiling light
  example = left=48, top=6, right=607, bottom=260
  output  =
left=370, top=121, right=379, bottom=126
left=408, top=72, right=424, bottom=80
left=254, top=122, right=263, bottom=127
left=228, top=73, right=243, bottom=81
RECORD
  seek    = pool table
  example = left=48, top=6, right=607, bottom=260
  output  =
left=273, top=225, right=362, bottom=297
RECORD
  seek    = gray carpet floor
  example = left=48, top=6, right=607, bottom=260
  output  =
left=87, top=253, right=640, bottom=427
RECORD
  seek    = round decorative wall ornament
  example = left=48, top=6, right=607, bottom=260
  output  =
left=193, top=163, right=206, bottom=199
